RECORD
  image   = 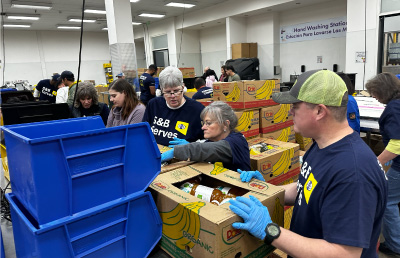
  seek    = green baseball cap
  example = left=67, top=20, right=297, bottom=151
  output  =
left=272, top=69, right=348, bottom=107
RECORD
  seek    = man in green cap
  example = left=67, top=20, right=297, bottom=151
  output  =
left=228, top=69, right=387, bottom=258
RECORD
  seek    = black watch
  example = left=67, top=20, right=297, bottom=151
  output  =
left=264, top=222, right=281, bottom=245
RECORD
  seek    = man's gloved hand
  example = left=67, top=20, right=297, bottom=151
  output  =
left=168, top=137, right=189, bottom=148
left=237, top=169, right=265, bottom=182
left=161, top=149, right=174, bottom=163
left=229, top=195, right=272, bottom=240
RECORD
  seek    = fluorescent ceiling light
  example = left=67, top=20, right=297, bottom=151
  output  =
left=57, top=26, right=81, bottom=30
left=102, top=27, right=108, bottom=30
left=11, top=3, right=52, bottom=10
left=130, top=0, right=140, bottom=2
left=84, top=9, right=106, bottom=15
left=166, top=2, right=195, bottom=8
left=68, top=18, right=96, bottom=23
left=132, top=22, right=141, bottom=25
left=7, top=15, right=40, bottom=20
left=138, top=13, right=165, bottom=18
left=3, top=24, right=31, bottom=28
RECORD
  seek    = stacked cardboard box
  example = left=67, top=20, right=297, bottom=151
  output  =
left=261, top=125, right=295, bottom=143
left=213, top=80, right=279, bottom=109
left=295, top=133, right=313, bottom=151
left=179, top=67, right=196, bottom=78
left=232, top=43, right=258, bottom=59
left=247, top=138, right=300, bottom=185
left=234, top=109, right=260, bottom=138
left=259, top=104, right=293, bottom=134
left=150, top=162, right=284, bottom=258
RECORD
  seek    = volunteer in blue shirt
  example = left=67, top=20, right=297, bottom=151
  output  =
left=142, top=66, right=205, bottom=146
left=192, top=78, right=213, bottom=100
left=337, top=72, right=360, bottom=133
left=366, top=72, right=400, bottom=256
left=228, top=70, right=387, bottom=258
left=161, top=101, right=251, bottom=172
left=139, top=64, right=157, bottom=105
left=34, top=73, right=60, bottom=103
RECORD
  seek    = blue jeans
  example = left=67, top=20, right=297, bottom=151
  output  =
left=382, top=166, right=400, bottom=253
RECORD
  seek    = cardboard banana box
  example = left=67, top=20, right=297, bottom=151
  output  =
left=158, top=144, right=196, bottom=173
left=295, top=133, right=313, bottom=151
left=234, top=109, right=260, bottom=138
left=150, top=162, right=285, bottom=258
left=213, top=80, right=280, bottom=109
left=179, top=67, right=196, bottom=78
left=247, top=138, right=300, bottom=185
left=259, top=105, right=293, bottom=134
left=261, top=125, right=296, bottom=143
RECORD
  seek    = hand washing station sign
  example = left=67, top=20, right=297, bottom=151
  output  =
left=280, top=16, right=347, bottom=43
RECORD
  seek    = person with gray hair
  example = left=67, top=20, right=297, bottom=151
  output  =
left=70, top=82, right=110, bottom=125
left=142, top=66, right=205, bottom=146
left=161, top=101, right=251, bottom=172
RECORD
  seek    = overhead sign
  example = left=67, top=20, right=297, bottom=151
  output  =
left=280, top=16, right=347, bottom=44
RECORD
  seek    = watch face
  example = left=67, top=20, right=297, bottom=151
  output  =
left=267, top=225, right=280, bottom=237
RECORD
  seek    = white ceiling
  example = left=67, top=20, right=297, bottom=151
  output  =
left=0, top=0, right=333, bottom=31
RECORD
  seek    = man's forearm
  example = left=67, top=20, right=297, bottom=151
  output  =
left=282, top=183, right=297, bottom=206
left=272, top=228, right=362, bottom=258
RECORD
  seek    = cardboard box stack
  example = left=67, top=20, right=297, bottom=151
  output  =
left=261, top=125, right=296, bottom=143
left=232, top=43, right=258, bottom=59
left=150, top=163, right=285, bottom=258
left=234, top=109, right=260, bottom=138
left=95, top=86, right=109, bottom=105
left=295, top=133, right=313, bottom=151
left=213, top=80, right=279, bottom=109
left=247, top=138, right=300, bottom=186
left=179, top=67, right=196, bottom=78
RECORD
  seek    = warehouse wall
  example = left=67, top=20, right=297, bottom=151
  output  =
left=247, top=12, right=276, bottom=80
left=175, top=29, right=202, bottom=76
left=279, top=0, right=347, bottom=82
left=3, top=30, right=111, bottom=85
left=200, top=25, right=227, bottom=78
left=135, top=39, right=147, bottom=69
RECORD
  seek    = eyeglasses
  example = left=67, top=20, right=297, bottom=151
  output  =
left=201, top=120, right=216, bottom=127
left=162, top=90, right=183, bottom=97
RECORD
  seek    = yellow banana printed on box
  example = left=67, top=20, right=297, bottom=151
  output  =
left=271, top=197, right=284, bottom=226
left=161, top=201, right=205, bottom=250
left=271, top=148, right=294, bottom=177
left=276, top=127, right=291, bottom=142
left=255, top=80, right=274, bottom=100
left=273, top=104, right=290, bottom=123
left=236, top=111, right=253, bottom=132
left=225, top=83, right=241, bottom=102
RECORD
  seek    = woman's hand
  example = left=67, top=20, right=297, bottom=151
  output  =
left=161, top=149, right=174, bottom=163
left=168, top=137, right=189, bottom=148
left=237, top=169, right=265, bottom=182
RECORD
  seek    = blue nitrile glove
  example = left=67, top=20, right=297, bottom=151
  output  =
left=229, top=195, right=272, bottom=240
left=161, top=149, right=174, bottom=163
left=237, top=169, right=265, bottom=182
left=168, top=137, right=189, bottom=148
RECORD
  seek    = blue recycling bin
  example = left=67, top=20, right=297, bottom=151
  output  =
left=7, top=191, right=162, bottom=258
left=2, top=116, right=161, bottom=226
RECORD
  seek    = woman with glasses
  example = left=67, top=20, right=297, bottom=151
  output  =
left=106, top=79, right=145, bottom=127
left=142, top=66, right=205, bottom=146
left=70, top=82, right=110, bottom=125
left=161, top=101, right=251, bottom=172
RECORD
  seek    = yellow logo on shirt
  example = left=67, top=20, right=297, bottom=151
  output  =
left=304, top=173, right=318, bottom=204
left=52, top=91, right=57, bottom=96
left=175, top=121, right=189, bottom=135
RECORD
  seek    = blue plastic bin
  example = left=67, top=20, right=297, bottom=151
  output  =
left=1, top=230, right=4, bottom=258
left=7, top=191, right=162, bottom=258
left=2, top=116, right=161, bottom=226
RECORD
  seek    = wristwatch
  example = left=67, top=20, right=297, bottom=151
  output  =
left=264, top=222, right=281, bottom=245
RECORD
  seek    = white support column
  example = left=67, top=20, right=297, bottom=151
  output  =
left=105, top=0, right=138, bottom=82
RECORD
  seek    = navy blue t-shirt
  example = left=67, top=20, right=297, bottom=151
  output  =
left=379, top=98, right=400, bottom=170
left=347, top=95, right=360, bottom=134
left=142, top=96, right=205, bottom=146
left=36, top=79, right=57, bottom=103
left=222, top=132, right=251, bottom=171
left=290, top=132, right=387, bottom=258
left=139, top=73, right=156, bottom=105
left=192, top=87, right=213, bottom=100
